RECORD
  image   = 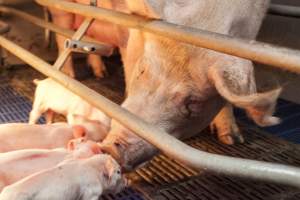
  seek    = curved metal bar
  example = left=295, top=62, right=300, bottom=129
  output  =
left=269, top=4, right=300, bottom=18
left=0, top=6, right=113, bottom=56
left=36, top=0, right=300, bottom=74
left=0, top=35, right=300, bottom=188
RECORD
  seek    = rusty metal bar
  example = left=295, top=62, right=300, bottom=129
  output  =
left=36, top=0, right=300, bottom=74
left=1, top=35, right=300, bottom=188
left=269, top=4, right=300, bottom=18
left=0, top=6, right=113, bottom=56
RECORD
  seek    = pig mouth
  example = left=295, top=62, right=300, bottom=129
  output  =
left=100, top=139, right=159, bottom=172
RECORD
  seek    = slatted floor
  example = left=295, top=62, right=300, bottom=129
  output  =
left=1, top=81, right=300, bottom=200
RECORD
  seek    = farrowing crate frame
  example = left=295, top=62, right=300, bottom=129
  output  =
left=0, top=0, right=300, bottom=188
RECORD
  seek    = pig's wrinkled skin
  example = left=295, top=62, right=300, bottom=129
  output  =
left=45, top=0, right=281, bottom=170
left=29, top=78, right=110, bottom=130
left=0, top=138, right=102, bottom=192
left=0, top=122, right=106, bottom=152
left=100, top=0, right=281, bottom=170
left=0, top=154, right=125, bottom=200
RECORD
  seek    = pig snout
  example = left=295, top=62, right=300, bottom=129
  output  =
left=100, top=131, right=159, bottom=172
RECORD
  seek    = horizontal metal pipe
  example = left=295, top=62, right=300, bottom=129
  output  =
left=269, top=4, right=300, bottom=18
left=0, top=6, right=113, bottom=56
left=1, top=35, right=300, bottom=188
left=36, top=0, right=300, bottom=74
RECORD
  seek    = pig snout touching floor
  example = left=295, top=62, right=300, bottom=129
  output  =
left=0, top=148, right=68, bottom=192
left=0, top=122, right=106, bottom=153
left=0, top=138, right=102, bottom=192
left=29, top=78, right=111, bottom=129
left=0, top=155, right=126, bottom=200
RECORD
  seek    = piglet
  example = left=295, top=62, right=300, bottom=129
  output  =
left=0, top=138, right=102, bottom=192
left=0, top=122, right=107, bottom=153
left=0, top=154, right=126, bottom=200
left=29, top=78, right=110, bottom=130
left=0, top=148, right=68, bottom=192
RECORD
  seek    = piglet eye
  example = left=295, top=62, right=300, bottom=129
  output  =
left=117, top=170, right=121, bottom=174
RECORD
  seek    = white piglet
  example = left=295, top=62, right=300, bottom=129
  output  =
left=29, top=78, right=110, bottom=130
left=0, top=122, right=107, bottom=153
left=0, top=154, right=126, bottom=200
left=0, top=138, right=103, bottom=192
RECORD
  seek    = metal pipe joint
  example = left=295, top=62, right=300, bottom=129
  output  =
left=64, top=39, right=109, bottom=55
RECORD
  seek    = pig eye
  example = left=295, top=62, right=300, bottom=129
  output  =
left=117, top=170, right=121, bottom=174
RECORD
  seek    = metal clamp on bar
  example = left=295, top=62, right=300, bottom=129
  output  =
left=64, top=39, right=109, bottom=55
left=53, top=0, right=98, bottom=71
left=0, top=6, right=113, bottom=56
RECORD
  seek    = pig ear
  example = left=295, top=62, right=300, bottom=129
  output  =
left=126, top=0, right=163, bottom=19
left=209, top=65, right=282, bottom=127
left=72, top=125, right=86, bottom=138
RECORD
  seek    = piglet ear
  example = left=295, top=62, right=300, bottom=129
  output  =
left=126, top=0, right=163, bottom=19
left=72, top=125, right=86, bottom=138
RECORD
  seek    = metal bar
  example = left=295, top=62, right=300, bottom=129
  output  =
left=0, top=6, right=113, bottom=56
left=53, top=18, right=94, bottom=70
left=269, top=4, right=300, bottom=18
left=36, top=0, right=300, bottom=74
left=1, top=36, right=300, bottom=188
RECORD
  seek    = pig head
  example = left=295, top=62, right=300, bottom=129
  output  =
left=101, top=0, right=281, bottom=171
